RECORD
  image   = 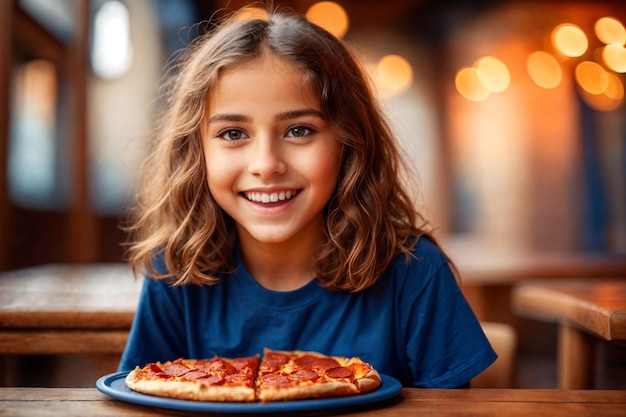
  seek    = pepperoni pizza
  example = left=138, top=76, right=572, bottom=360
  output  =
left=125, top=348, right=382, bottom=402
left=256, top=348, right=382, bottom=402
left=125, top=355, right=260, bottom=402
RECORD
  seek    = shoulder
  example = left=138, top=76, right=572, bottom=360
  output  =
left=411, top=236, right=448, bottom=260
left=390, top=236, right=450, bottom=278
left=376, top=236, right=456, bottom=296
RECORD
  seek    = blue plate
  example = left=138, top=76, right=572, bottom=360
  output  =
left=96, top=371, right=401, bottom=414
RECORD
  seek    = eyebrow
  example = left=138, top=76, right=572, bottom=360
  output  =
left=207, top=108, right=324, bottom=124
left=276, top=108, right=324, bottom=121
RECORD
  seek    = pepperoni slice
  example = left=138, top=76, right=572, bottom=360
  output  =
left=261, top=355, right=289, bottom=372
left=148, top=363, right=163, bottom=373
left=311, top=357, right=341, bottom=371
left=233, top=357, right=259, bottom=374
left=182, top=370, right=208, bottom=381
left=289, top=369, right=318, bottom=382
left=207, top=358, right=237, bottom=374
left=163, top=363, right=190, bottom=377
left=259, top=373, right=291, bottom=387
left=225, top=373, right=251, bottom=386
left=202, top=374, right=226, bottom=385
left=264, top=352, right=289, bottom=365
left=325, top=366, right=353, bottom=379
left=293, top=354, right=318, bottom=368
left=260, top=361, right=281, bottom=372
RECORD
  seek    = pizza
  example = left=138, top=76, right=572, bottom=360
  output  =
left=125, top=355, right=260, bottom=402
left=125, top=348, right=382, bottom=402
left=256, top=348, right=382, bottom=402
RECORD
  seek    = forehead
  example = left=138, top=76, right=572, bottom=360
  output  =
left=208, top=53, right=320, bottom=112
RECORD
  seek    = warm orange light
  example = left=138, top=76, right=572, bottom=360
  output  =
left=552, top=24, right=588, bottom=57
left=604, top=72, right=625, bottom=100
left=455, top=67, right=490, bottom=101
left=475, top=56, right=510, bottom=93
left=594, top=16, right=626, bottom=45
left=305, top=2, right=349, bottom=39
left=19, top=60, right=57, bottom=117
left=602, top=44, right=626, bottom=73
left=233, top=6, right=268, bottom=21
left=575, top=61, right=609, bottom=94
left=526, top=51, right=562, bottom=89
left=376, top=54, right=413, bottom=95
left=579, top=71, right=624, bottom=111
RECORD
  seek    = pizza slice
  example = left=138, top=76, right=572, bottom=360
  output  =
left=125, top=355, right=259, bottom=402
left=256, top=348, right=382, bottom=402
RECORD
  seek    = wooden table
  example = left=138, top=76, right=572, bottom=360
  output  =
left=0, top=263, right=141, bottom=354
left=1, top=388, right=625, bottom=416
left=444, top=239, right=626, bottom=323
left=512, top=280, right=626, bottom=389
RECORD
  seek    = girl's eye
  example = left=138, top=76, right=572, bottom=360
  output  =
left=219, top=129, right=248, bottom=141
left=286, top=126, right=313, bottom=138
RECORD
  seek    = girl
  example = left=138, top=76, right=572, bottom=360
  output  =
left=119, top=6, right=496, bottom=388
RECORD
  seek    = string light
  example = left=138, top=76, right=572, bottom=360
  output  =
left=455, top=15, right=625, bottom=110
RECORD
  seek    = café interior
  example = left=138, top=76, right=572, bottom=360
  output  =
left=1, top=0, right=625, bottom=400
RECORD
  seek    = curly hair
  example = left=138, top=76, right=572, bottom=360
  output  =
left=125, top=6, right=443, bottom=291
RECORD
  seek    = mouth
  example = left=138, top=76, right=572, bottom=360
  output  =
left=243, top=190, right=300, bottom=204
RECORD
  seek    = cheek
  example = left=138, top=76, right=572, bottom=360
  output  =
left=303, top=147, right=341, bottom=192
left=203, top=148, right=238, bottom=194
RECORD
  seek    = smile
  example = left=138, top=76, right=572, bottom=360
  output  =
left=244, top=190, right=299, bottom=203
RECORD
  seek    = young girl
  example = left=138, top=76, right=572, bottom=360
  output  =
left=119, top=6, right=496, bottom=388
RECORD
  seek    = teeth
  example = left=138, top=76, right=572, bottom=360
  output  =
left=245, top=190, right=298, bottom=203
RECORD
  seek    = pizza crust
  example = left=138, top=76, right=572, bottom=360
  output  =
left=125, top=367, right=256, bottom=402
left=257, top=380, right=358, bottom=402
left=355, top=370, right=382, bottom=393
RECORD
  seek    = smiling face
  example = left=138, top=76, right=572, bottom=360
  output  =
left=201, top=53, right=342, bottom=252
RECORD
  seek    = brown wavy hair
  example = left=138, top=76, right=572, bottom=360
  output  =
left=125, top=6, right=445, bottom=291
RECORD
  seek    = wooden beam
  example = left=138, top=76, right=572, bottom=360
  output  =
left=67, top=0, right=98, bottom=262
left=0, top=0, right=15, bottom=271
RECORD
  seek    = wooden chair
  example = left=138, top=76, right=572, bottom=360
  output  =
left=472, top=321, right=517, bottom=388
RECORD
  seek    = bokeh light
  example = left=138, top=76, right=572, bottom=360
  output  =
left=455, top=67, right=491, bottom=101
left=305, top=2, right=349, bottom=39
left=604, top=72, right=625, bottom=100
left=91, top=0, right=132, bottom=79
left=526, top=51, right=562, bottom=89
left=594, top=16, right=626, bottom=45
left=475, top=56, right=510, bottom=93
left=579, top=71, right=624, bottom=111
left=376, top=54, right=413, bottom=94
left=602, top=44, right=626, bottom=73
left=575, top=61, right=609, bottom=94
left=552, top=24, right=588, bottom=57
left=233, top=6, right=268, bottom=21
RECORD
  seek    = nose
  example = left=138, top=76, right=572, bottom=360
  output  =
left=248, top=135, right=287, bottom=178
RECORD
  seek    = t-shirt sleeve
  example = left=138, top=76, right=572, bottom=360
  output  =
left=401, top=245, right=497, bottom=388
left=118, top=275, right=187, bottom=371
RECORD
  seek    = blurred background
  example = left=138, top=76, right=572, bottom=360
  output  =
left=1, top=0, right=625, bottom=271
left=1, top=0, right=625, bottom=388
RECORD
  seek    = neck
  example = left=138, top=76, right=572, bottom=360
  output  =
left=238, top=233, right=322, bottom=292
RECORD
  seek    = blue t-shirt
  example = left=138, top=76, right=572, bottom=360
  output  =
left=119, top=238, right=496, bottom=388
